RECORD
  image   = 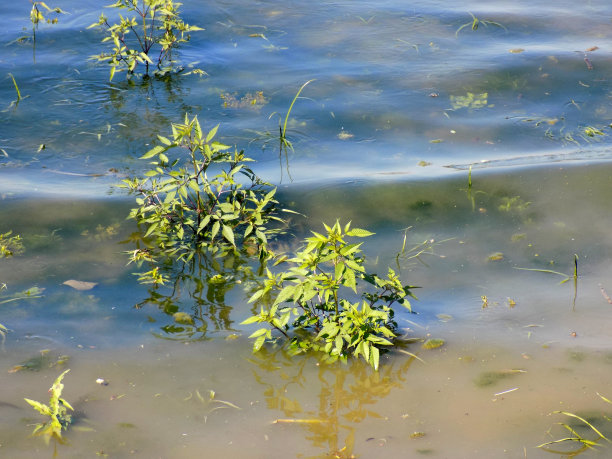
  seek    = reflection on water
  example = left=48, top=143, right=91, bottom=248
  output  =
left=249, top=347, right=416, bottom=459
left=132, top=251, right=263, bottom=342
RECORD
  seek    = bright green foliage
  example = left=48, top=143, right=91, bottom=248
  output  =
left=24, top=369, right=73, bottom=444
left=30, top=1, right=67, bottom=37
left=88, top=0, right=203, bottom=80
left=122, top=114, right=284, bottom=283
left=0, top=231, right=24, bottom=258
left=243, top=221, right=417, bottom=370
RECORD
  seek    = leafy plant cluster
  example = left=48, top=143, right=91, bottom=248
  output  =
left=24, top=369, right=73, bottom=444
left=243, top=221, right=417, bottom=370
left=0, top=231, right=24, bottom=258
left=0, top=231, right=25, bottom=341
left=30, top=1, right=67, bottom=39
left=88, top=0, right=203, bottom=80
left=123, top=110, right=419, bottom=369
left=122, top=114, right=285, bottom=285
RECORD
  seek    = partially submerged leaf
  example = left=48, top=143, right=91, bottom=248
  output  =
left=421, top=338, right=445, bottom=350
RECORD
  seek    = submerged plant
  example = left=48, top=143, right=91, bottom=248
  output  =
left=24, top=369, right=74, bottom=444
left=450, top=92, right=490, bottom=110
left=0, top=231, right=24, bottom=258
left=455, top=12, right=507, bottom=37
left=88, top=0, right=203, bottom=80
left=243, top=221, right=417, bottom=370
left=539, top=410, right=611, bottom=455
left=515, top=254, right=579, bottom=309
left=122, top=114, right=285, bottom=282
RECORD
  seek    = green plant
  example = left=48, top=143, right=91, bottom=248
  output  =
left=30, top=1, right=67, bottom=41
left=515, top=254, right=579, bottom=309
left=455, top=12, right=506, bottom=37
left=250, top=80, right=315, bottom=181
left=460, top=165, right=487, bottom=211
left=121, top=114, right=285, bottom=282
left=24, top=369, right=74, bottom=444
left=539, top=410, right=611, bottom=455
left=243, top=221, right=417, bottom=370
left=277, top=79, right=315, bottom=153
left=450, top=92, right=490, bottom=110
left=0, top=231, right=24, bottom=258
left=88, top=0, right=203, bottom=80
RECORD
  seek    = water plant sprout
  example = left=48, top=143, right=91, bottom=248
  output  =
left=24, top=369, right=73, bottom=444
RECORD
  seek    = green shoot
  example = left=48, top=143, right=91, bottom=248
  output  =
left=24, top=369, right=73, bottom=445
left=281, top=79, right=315, bottom=148
left=394, top=227, right=451, bottom=271
left=515, top=254, right=579, bottom=309
left=7, top=74, right=29, bottom=108
left=8, top=74, right=21, bottom=101
left=455, top=12, right=507, bottom=37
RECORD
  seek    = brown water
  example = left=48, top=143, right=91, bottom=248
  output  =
left=2, top=163, right=612, bottom=458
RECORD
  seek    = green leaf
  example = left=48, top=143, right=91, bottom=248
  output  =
left=371, top=345, right=380, bottom=370
left=346, top=228, right=375, bottom=237
left=344, top=267, right=356, bottom=292
left=253, top=335, right=266, bottom=352
left=157, top=135, right=172, bottom=146
left=222, top=225, right=235, bottom=246
left=248, top=328, right=268, bottom=339
left=206, top=124, right=219, bottom=143
left=241, top=315, right=261, bottom=325
left=274, top=285, right=297, bottom=305
left=24, top=399, right=51, bottom=416
left=141, top=145, right=168, bottom=160
left=247, top=289, right=265, bottom=304
left=211, top=221, right=220, bottom=239
left=334, top=262, right=345, bottom=281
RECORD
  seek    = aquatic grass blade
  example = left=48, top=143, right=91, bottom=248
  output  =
left=281, top=79, right=315, bottom=138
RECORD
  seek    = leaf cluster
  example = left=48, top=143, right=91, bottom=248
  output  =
left=122, top=114, right=284, bottom=283
left=0, top=231, right=24, bottom=258
left=88, top=0, right=203, bottom=80
left=24, top=369, right=73, bottom=444
left=243, top=221, right=417, bottom=370
left=30, top=1, right=67, bottom=30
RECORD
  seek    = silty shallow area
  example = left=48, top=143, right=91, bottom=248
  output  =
left=2, top=1, right=612, bottom=457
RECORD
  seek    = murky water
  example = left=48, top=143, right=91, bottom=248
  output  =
left=2, top=0, right=612, bottom=457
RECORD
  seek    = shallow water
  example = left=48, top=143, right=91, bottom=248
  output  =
left=3, top=0, right=612, bottom=457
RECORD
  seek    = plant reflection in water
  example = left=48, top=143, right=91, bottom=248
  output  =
left=248, top=346, right=418, bottom=458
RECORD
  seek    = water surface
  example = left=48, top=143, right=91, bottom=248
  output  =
left=2, top=1, right=612, bottom=457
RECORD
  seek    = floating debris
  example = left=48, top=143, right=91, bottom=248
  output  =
left=63, top=280, right=97, bottom=291
left=337, top=130, right=354, bottom=140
